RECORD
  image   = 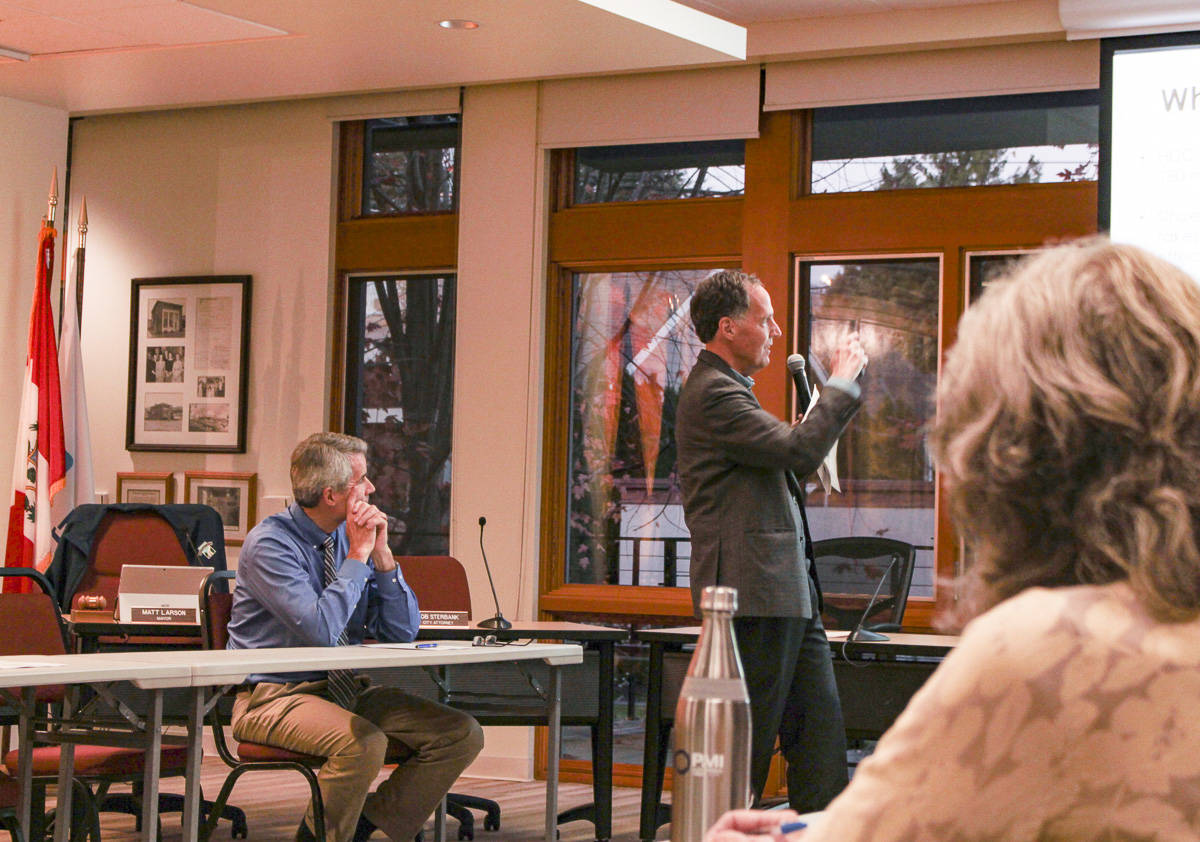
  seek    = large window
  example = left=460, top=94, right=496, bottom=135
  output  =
left=343, top=273, right=456, bottom=554
left=566, top=268, right=720, bottom=588
left=544, top=106, right=1097, bottom=634
left=810, top=90, right=1099, bottom=193
left=544, top=100, right=1096, bottom=796
left=335, top=117, right=459, bottom=558
left=573, top=140, right=745, bottom=204
left=797, top=256, right=939, bottom=597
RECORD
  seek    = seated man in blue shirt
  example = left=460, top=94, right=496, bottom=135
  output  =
left=227, top=432, right=483, bottom=842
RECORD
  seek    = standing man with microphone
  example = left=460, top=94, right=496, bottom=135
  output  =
left=676, top=270, right=867, bottom=812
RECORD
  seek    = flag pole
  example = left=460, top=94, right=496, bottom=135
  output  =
left=75, top=197, right=87, bottom=328
left=47, top=167, right=57, bottom=230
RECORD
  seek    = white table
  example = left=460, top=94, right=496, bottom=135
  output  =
left=104, top=641, right=583, bottom=842
left=0, top=651, right=193, bottom=842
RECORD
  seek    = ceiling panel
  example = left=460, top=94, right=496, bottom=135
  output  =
left=0, top=12, right=134, bottom=55
left=0, top=0, right=286, bottom=57
left=674, top=0, right=1020, bottom=24
left=75, top=3, right=285, bottom=46
left=0, top=0, right=1154, bottom=116
left=0, top=0, right=751, bottom=113
left=2, top=0, right=144, bottom=14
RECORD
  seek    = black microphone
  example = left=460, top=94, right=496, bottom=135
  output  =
left=475, top=516, right=511, bottom=630
left=786, top=353, right=811, bottom=414
left=847, top=556, right=897, bottom=643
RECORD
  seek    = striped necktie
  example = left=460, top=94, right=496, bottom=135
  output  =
left=322, top=536, right=361, bottom=710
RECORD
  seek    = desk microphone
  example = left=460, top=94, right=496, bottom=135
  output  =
left=847, top=556, right=897, bottom=643
left=475, top=516, right=512, bottom=630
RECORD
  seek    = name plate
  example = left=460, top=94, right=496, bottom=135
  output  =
left=420, top=610, right=470, bottom=627
left=119, top=593, right=200, bottom=624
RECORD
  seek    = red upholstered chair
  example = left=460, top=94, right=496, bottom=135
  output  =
left=396, top=556, right=500, bottom=839
left=72, top=510, right=190, bottom=607
left=201, top=570, right=445, bottom=842
left=0, top=771, right=26, bottom=842
left=199, top=570, right=331, bottom=842
left=70, top=509, right=204, bottom=649
left=396, top=556, right=472, bottom=622
left=0, top=567, right=194, bottom=842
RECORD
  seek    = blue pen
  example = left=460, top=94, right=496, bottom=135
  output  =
left=777, top=821, right=806, bottom=836
left=415, top=643, right=437, bottom=649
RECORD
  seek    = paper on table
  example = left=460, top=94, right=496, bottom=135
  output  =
left=366, top=641, right=476, bottom=649
left=802, top=385, right=841, bottom=494
left=0, top=660, right=66, bottom=669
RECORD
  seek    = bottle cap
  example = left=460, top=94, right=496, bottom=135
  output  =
left=700, top=585, right=738, bottom=614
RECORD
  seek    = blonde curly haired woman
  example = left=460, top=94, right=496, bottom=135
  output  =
left=706, top=238, right=1200, bottom=841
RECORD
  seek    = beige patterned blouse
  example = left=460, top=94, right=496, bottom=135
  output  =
left=802, top=581, right=1200, bottom=841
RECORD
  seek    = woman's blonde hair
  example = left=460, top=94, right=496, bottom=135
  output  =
left=933, top=238, right=1200, bottom=622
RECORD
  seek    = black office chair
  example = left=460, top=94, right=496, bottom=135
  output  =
left=811, top=537, right=916, bottom=640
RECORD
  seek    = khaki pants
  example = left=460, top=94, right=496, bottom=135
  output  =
left=232, top=680, right=484, bottom=842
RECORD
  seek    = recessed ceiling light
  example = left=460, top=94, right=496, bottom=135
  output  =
left=438, top=19, right=480, bottom=30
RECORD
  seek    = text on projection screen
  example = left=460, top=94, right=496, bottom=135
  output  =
left=1111, top=44, right=1200, bottom=282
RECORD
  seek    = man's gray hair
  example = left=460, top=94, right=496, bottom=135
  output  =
left=291, top=432, right=368, bottom=508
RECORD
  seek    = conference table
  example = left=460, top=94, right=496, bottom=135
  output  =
left=6, top=640, right=583, bottom=842
left=408, top=622, right=624, bottom=842
left=0, top=650, right=193, bottom=842
left=635, top=626, right=957, bottom=841
left=70, top=616, right=625, bottom=842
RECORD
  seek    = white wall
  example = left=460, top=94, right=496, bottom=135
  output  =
left=0, top=95, right=69, bottom=544
left=69, top=100, right=338, bottom=564
left=453, top=82, right=546, bottom=778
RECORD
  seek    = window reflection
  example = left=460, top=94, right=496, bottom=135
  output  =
left=966, top=251, right=1031, bottom=305
left=567, top=269, right=721, bottom=585
left=800, top=257, right=939, bottom=597
left=574, top=141, right=744, bottom=204
left=345, top=274, right=455, bottom=554
left=810, top=90, right=1099, bottom=194
left=362, top=115, right=459, bottom=215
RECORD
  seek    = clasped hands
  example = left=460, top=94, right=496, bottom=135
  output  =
left=345, top=499, right=395, bottom=571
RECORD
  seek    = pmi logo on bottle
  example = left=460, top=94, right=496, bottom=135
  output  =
left=673, top=749, right=726, bottom=776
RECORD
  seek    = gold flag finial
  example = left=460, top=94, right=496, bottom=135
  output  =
left=78, top=196, right=88, bottom=247
left=47, top=167, right=58, bottom=227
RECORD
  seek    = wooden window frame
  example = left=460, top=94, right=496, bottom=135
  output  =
left=331, top=120, right=459, bottom=427
left=539, top=111, right=1098, bottom=629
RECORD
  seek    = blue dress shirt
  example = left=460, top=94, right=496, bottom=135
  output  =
left=226, top=502, right=420, bottom=683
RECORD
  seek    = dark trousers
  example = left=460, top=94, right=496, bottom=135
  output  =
left=733, top=577, right=848, bottom=813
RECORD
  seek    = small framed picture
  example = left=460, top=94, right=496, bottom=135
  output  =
left=185, top=471, right=257, bottom=545
left=116, top=472, right=176, bottom=505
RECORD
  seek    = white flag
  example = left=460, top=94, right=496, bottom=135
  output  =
left=53, top=244, right=94, bottom=526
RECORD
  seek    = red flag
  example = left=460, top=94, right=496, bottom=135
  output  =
left=5, top=220, right=66, bottom=592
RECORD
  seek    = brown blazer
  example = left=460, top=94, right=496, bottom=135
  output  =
left=676, top=350, right=862, bottom=618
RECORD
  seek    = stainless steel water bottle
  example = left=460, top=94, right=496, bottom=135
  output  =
left=670, top=585, right=752, bottom=842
